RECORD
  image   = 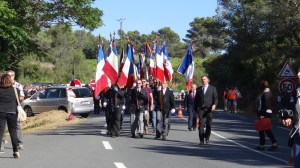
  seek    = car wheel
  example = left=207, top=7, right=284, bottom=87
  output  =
left=80, top=113, right=90, bottom=118
left=58, top=106, right=67, bottom=113
left=24, top=106, right=34, bottom=117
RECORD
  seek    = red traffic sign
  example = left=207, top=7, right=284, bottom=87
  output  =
left=69, top=79, right=81, bottom=87
left=90, top=79, right=96, bottom=89
left=278, top=79, right=296, bottom=94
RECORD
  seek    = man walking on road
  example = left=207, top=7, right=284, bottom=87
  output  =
left=154, top=82, right=175, bottom=140
left=184, top=84, right=197, bottom=131
left=194, top=75, right=218, bottom=145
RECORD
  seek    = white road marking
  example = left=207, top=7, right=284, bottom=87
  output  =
left=102, top=141, right=113, bottom=150
left=114, top=162, right=127, bottom=168
left=179, top=116, right=286, bottom=164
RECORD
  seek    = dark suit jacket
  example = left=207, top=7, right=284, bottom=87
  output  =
left=184, top=90, right=196, bottom=113
left=130, top=87, right=148, bottom=112
left=194, top=85, right=218, bottom=112
left=155, top=88, right=175, bottom=113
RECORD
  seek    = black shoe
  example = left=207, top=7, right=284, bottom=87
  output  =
left=154, top=136, right=161, bottom=140
left=199, top=141, right=204, bottom=145
left=188, top=127, right=192, bottom=131
left=255, top=146, right=265, bottom=150
left=268, top=145, right=278, bottom=151
left=162, top=135, right=166, bottom=141
left=131, top=134, right=136, bottom=138
left=139, top=134, right=144, bottom=138
left=205, top=140, right=210, bottom=144
left=193, top=127, right=196, bottom=131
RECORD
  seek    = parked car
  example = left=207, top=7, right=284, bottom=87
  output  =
left=21, top=86, right=93, bottom=118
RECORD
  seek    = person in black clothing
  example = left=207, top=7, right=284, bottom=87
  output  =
left=131, top=80, right=148, bottom=138
left=154, top=82, right=175, bottom=140
left=0, top=74, right=20, bottom=158
left=194, top=75, right=218, bottom=145
left=256, top=80, right=278, bottom=151
left=102, top=87, right=114, bottom=135
left=110, top=85, right=125, bottom=138
left=184, top=84, right=197, bottom=131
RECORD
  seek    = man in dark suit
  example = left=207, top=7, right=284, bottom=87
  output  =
left=154, top=82, right=175, bottom=140
left=130, top=80, right=148, bottom=138
left=184, top=84, right=197, bottom=131
left=194, top=75, right=218, bottom=144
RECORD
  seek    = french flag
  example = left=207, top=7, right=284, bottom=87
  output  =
left=177, top=45, right=194, bottom=91
left=103, top=39, right=118, bottom=84
left=155, top=42, right=165, bottom=83
left=94, top=43, right=109, bottom=97
left=162, top=42, right=173, bottom=82
left=117, top=42, right=134, bottom=88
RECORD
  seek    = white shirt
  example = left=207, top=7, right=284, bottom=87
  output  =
left=13, top=81, right=24, bottom=97
left=202, top=85, right=209, bottom=94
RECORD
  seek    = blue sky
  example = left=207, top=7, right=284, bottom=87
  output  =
left=89, top=0, right=218, bottom=41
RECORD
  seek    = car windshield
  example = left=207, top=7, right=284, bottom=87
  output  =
left=73, top=88, right=92, bottom=98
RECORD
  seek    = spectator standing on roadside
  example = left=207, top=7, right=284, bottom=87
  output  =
left=6, top=70, right=25, bottom=150
left=223, top=87, right=229, bottom=112
left=0, top=74, right=20, bottom=158
left=228, top=86, right=237, bottom=113
left=66, top=87, right=76, bottom=120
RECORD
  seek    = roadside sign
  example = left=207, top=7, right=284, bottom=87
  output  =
left=278, top=61, right=296, bottom=78
left=278, top=79, right=296, bottom=94
left=69, top=79, right=81, bottom=87
left=90, top=79, right=96, bottom=89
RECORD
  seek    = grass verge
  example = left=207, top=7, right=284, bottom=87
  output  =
left=20, top=110, right=85, bottom=134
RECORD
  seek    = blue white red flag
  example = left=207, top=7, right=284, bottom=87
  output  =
left=103, top=39, right=118, bottom=84
left=94, top=43, right=109, bottom=97
left=177, top=45, right=194, bottom=91
left=154, top=41, right=165, bottom=83
left=117, top=42, right=134, bottom=88
left=161, top=42, right=173, bottom=82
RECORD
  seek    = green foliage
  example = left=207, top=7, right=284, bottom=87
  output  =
left=0, top=0, right=103, bottom=71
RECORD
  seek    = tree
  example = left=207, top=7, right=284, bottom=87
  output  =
left=0, top=0, right=103, bottom=71
left=184, top=17, right=226, bottom=57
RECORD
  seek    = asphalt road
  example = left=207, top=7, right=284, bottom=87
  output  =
left=0, top=110, right=293, bottom=168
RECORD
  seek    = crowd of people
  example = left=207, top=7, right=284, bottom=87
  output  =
left=0, top=69, right=299, bottom=167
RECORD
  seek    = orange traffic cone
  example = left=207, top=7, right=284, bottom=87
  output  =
left=177, top=98, right=183, bottom=117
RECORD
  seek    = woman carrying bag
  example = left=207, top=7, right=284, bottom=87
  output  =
left=255, top=80, right=278, bottom=151
left=0, top=74, right=20, bottom=158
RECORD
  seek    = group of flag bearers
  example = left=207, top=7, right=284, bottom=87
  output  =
left=94, top=34, right=194, bottom=140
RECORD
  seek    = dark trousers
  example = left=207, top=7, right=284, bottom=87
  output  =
left=156, top=111, right=170, bottom=137
left=187, top=110, right=196, bottom=128
left=198, top=109, right=212, bottom=142
left=258, top=129, right=277, bottom=145
left=294, top=133, right=300, bottom=168
left=0, top=113, right=18, bottom=153
left=111, top=108, right=121, bottom=136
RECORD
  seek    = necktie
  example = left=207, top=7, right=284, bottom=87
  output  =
left=192, top=92, right=195, bottom=101
left=202, top=86, right=205, bottom=95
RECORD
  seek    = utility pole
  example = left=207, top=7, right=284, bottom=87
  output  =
left=117, top=18, right=126, bottom=48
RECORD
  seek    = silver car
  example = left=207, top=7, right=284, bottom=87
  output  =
left=21, top=86, right=93, bottom=118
